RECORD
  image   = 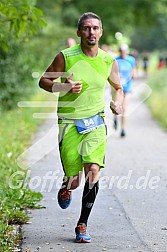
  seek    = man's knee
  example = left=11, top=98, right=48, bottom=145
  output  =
left=66, top=172, right=82, bottom=190
left=84, top=163, right=100, bottom=184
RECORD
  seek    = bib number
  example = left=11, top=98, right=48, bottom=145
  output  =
left=74, top=114, right=104, bottom=134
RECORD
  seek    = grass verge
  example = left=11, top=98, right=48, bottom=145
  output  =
left=147, top=68, right=167, bottom=130
left=0, top=90, right=55, bottom=251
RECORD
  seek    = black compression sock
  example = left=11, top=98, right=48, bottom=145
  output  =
left=77, top=181, right=99, bottom=226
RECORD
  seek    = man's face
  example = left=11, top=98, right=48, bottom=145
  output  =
left=77, top=18, right=102, bottom=47
left=120, top=49, right=128, bottom=58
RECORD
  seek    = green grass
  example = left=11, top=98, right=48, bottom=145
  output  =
left=0, top=90, right=55, bottom=251
left=147, top=68, right=167, bottom=130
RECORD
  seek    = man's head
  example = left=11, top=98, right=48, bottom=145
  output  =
left=77, top=12, right=103, bottom=47
left=119, top=44, right=129, bottom=58
left=66, top=37, right=76, bottom=48
left=77, top=12, right=102, bottom=31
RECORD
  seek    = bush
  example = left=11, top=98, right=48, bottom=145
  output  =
left=0, top=42, right=38, bottom=110
left=147, top=68, right=167, bottom=130
left=0, top=0, right=46, bottom=111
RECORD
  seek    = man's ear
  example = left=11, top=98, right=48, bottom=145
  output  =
left=100, top=29, right=103, bottom=38
left=77, top=30, right=81, bottom=37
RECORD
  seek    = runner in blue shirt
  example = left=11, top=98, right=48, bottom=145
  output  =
left=115, top=44, right=136, bottom=137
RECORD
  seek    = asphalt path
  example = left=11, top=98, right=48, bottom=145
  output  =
left=21, top=76, right=167, bottom=252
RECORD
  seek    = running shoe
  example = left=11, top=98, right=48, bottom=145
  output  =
left=75, top=223, right=91, bottom=243
left=120, top=129, right=126, bottom=137
left=57, top=188, right=72, bottom=209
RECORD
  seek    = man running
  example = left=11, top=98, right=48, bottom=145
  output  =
left=39, top=12, right=123, bottom=243
left=115, top=44, right=136, bottom=137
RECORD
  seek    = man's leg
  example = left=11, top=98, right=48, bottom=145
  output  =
left=113, top=114, right=118, bottom=130
left=77, top=163, right=99, bottom=225
left=75, top=163, right=99, bottom=243
left=58, top=172, right=82, bottom=209
left=58, top=124, right=83, bottom=209
left=121, top=93, right=131, bottom=137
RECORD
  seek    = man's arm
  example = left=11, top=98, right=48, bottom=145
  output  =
left=132, top=66, right=137, bottom=79
left=132, top=60, right=137, bottom=79
left=131, top=56, right=137, bottom=79
left=108, top=59, right=124, bottom=115
left=39, top=52, right=82, bottom=93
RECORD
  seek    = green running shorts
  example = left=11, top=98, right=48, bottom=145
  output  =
left=58, top=122, right=107, bottom=177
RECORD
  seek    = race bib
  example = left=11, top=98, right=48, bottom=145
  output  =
left=74, top=114, right=104, bottom=134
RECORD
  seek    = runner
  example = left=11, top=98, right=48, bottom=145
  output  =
left=66, top=37, right=76, bottom=48
left=39, top=12, right=123, bottom=243
left=115, top=44, right=136, bottom=137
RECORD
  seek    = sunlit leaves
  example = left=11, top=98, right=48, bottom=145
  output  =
left=0, top=0, right=46, bottom=52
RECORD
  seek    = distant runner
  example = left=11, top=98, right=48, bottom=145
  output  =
left=115, top=44, right=136, bottom=137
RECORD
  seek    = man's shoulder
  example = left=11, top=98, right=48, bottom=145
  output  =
left=61, top=44, right=81, bottom=59
left=127, top=55, right=135, bottom=62
left=128, top=54, right=135, bottom=59
left=127, top=55, right=136, bottom=66
left=98, top=48, right=114, bottom=63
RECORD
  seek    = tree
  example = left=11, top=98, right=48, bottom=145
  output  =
left=0, top=0, right=46, bottom=109
left=60, top=0, right=167, bottom=49
left=0, top=0, right=46, bottom=52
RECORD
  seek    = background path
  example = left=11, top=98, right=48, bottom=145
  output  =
left=21, top=77, right=167, bottom=252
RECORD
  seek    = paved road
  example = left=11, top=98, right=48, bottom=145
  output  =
left=21, top=77, right=167, bottom=252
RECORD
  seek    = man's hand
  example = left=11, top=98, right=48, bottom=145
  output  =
left=110, top=100, right=123, bottom=115
left=65, top=73, right=82, bottom=94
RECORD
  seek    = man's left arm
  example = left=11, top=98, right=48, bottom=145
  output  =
left=108, top=59, right=124, bottom=115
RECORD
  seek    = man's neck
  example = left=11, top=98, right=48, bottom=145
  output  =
left=80, top=44, right=98, bottom=58
left=120, top=54, right=127, bottom=59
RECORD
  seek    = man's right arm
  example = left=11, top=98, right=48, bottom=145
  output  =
left=39, top=52, right=82, bottom=94
left=39, top=53, right=65, bottom=92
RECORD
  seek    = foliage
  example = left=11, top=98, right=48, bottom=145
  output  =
left=36, top=0, right=63, bottom=23
left=147, top=68, right=167, bottom=130
left=1, top=0, right=167, bottom=110
left=0, top=222, right=21, bottom=252
left=0, top=0, right=46, bottom=110
left=0, top=43, right=38, bottom=110
left=59, top=0, right=167, bottom=50
left=0, top=91, right=55, bottom=251
left=131, top=3, right=167, bottom=52
left=0, top=0, right=46, bottom=52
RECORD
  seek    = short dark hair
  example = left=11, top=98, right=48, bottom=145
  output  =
left=77, top=12, right=102, bottom=30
